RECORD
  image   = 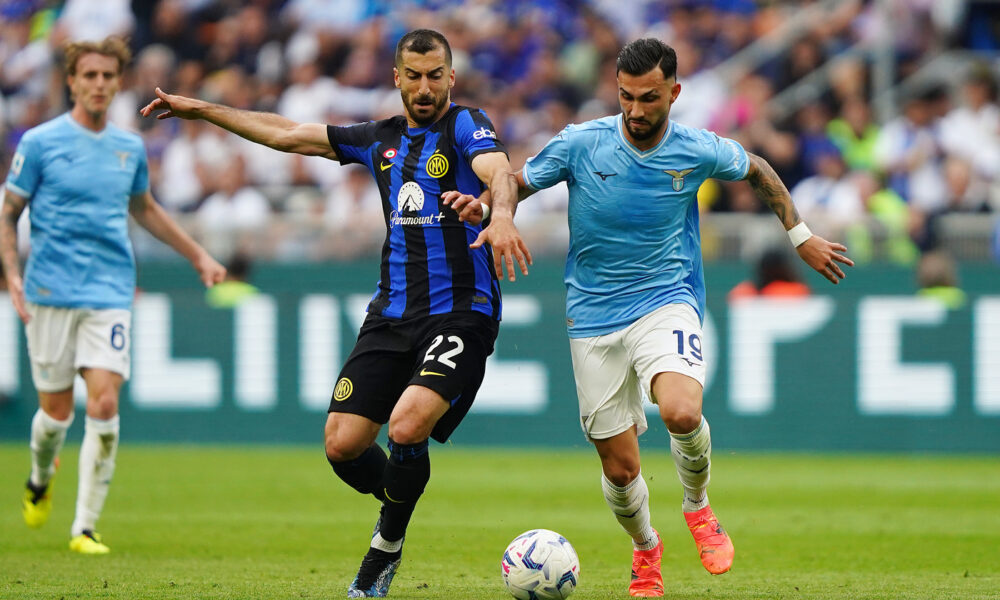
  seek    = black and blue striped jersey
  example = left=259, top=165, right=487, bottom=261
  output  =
left=327, top=104, right=506, bottom=321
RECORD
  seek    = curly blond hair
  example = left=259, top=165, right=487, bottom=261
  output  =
left=63, top=36, right=132, bottom=76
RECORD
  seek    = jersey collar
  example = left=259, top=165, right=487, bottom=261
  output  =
left=616, top=115, right=672, bottom=160
left=64, top=112, right=109, bottom=140
left=406, top=103, right=458, bottom=135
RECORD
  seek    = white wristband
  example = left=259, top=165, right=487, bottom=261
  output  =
left=787, top=222, right=812, bottom=247
left=481, top=203, right=491, bottom=222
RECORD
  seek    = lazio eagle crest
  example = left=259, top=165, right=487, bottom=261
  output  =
left=664, top=168, right=694, bottom=191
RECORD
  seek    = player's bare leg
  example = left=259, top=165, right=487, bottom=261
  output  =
left=24, top=389, right=74, bottom=528
left=594, top=427, right=663, bottom=597
left=346, top=386, right=448, bottom=598
left=68, top=368, right=123, bottom=555
left=325, top=412, right=385, bottom=497
left=654, top=372, right=733, bottom=574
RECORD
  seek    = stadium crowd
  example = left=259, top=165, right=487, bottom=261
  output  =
left=2, top=0, right=999, bottom=263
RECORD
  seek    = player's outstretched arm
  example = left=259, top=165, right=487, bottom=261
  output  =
left=140, top=87, right=337, bottom=160
left=468, top=153, right=532, bottom=281
left=0, top=189, right=30, bottom=323
left=744, top=152, right=854, bottom=284
left=129, top=191, right=226, bottom=287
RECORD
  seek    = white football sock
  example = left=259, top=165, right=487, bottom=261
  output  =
left=601, top=472, right=658, bottom=551
left=670, top=416, right=712, bottom=513
left=71, top=415, right=119, bottom=537
left=29, top=409, right=74, bottom=488
left=371, top=532, right=403, bottom=553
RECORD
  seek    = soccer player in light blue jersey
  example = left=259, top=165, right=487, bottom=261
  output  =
left=1, top=36, right=226, bottom=555
left=448, top=38, right=853, bottom=597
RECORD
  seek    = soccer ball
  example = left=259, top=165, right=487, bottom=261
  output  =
left=501, top=529, right=580, bottom=600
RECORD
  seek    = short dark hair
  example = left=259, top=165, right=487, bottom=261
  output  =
left=395, top=29, right=452, bottom=67
left=616, top=38, right=677, bottom=80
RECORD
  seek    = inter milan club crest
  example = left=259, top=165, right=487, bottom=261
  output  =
left=664, top=168, right=694, bottom=191
left=333, top=377, right=353, bottom=401
left=425, top=151, right=449, bottom=178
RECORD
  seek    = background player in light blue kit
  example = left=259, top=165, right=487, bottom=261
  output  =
left=448, top=38, right=853, bottom=598
left=2, top=36, right=226, bottom=554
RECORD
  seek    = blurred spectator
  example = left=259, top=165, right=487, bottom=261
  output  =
left=196, top=156, right=272, bottom=260
left=281, top=0, right=371, bottom=34
left=711, top=73, right=799, bottom=184
left=794, top=102, right=836, bottom=181
left=145, top=0, right=206, bottom=62
left=915, top=250, right=966, bottom=309
left=844, top=171, right=919, bottom=265
left=789, top=143, right=864, bottom=237
left=205, top=252, right=260, bottom=309
left=728, top=246, right=811, bottom=301
left=55, top=0, right=135, bottom=43
left=773, top=35, right=827, bottom=91
left=669, top=37, right=726, bottom=131
left=942, top=156, right=988, bottom=213
left=157, top=118, right=227, bottom=212
left=827, top=95, right=880, bottom=171
left=874, top=88, right=948, bottom=217
left=940, top=63, right=1000, bottom=210
left=0, top=2, right=54, bottom=114
left=319, top=165, right=384, bottom=259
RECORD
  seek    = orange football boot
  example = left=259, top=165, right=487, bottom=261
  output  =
left=684, top=505, right=734, bottom=574
left=628, top=530, right=664, bottom=597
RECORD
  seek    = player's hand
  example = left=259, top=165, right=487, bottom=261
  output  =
left=195, top=253, right=227, bottom=288
left=471, top=216, right=532, bottom=282
left=441, top=191, right=484, bottom=225
left=6, top=275, right=29, bottom=323
left=139, top=87, right=200, bottom=120
left=796, top=235, right=854, bottom=284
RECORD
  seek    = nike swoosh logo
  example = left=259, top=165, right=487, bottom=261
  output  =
left=419, top=369, right=445, bottom=377
left=384, top=488, right=405, bottom=503
left=380, top=161, right=392, bottom=171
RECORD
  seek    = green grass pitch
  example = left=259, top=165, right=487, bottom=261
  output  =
left=1, top=444, right=998, bottom=599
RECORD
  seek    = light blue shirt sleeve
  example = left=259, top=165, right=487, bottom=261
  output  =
left=709, top=133, right=750, bottom=181
left=131, top=148, right=150, bottom=195
left=5, top=133, right=41, bottom=199
left=522, top=127, right=572, bottom=190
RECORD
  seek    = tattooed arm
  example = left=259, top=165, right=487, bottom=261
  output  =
left=0, top=189, right=30, bottom=322
left=745, top=152, right=854, bottom=284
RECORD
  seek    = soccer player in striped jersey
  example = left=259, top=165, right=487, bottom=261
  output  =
left=3, top=36, right=226, bottom=555
left=448, top=38, right=853, bottom=597
left=142, top=29, right=528, bottom=598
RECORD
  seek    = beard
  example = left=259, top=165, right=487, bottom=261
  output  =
left=623, top=113, right=667, bottom=141
left=403, top=90, right=449, bottom=127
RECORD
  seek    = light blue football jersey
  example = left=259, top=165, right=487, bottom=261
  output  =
left=522, top=115, right=749, bottom=338
left=5, top=113, right=149, bottom=309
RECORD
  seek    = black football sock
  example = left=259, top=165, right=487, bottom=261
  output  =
left=329, top=443, right=389, bottom=503
left=377, top=437, right=430, bottom=543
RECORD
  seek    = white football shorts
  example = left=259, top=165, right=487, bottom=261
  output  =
left=25, top=303, right=131, bottom=392
left=569, top=302, right=707, bottom=441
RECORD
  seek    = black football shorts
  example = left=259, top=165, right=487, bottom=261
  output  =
left=328, top=311, right=499, bottom=442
